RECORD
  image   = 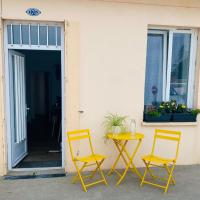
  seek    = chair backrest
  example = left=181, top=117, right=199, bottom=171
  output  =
left=151, top=129, right=181, bottom=161
left=67, top=129, right=95, bottom=160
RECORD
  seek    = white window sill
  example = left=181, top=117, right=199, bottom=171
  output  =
left=142, top=122, right=198, bottom=126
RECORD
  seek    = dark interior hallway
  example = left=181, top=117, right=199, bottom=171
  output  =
left=15, top=50, right=62, bottom=168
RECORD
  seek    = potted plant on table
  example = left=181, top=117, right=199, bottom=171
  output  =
left=103, top=113, right=127, bottom=134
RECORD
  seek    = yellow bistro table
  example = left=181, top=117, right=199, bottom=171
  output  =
left=107, top=132, right=144, bottom=186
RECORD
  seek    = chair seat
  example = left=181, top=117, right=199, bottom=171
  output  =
left=74, top=154, right=106, bottom=163
left=142, top=155, right=175, bottom=164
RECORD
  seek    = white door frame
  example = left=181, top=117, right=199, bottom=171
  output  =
left=4, top=20, right=65, bottom=170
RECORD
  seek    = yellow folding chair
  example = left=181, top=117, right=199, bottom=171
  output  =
left=67, top=129, right=108, bottom=192
left=140, top=129, right=181, bottom=193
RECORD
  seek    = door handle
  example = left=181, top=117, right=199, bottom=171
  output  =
left=25, top=107, right=30, bottom=117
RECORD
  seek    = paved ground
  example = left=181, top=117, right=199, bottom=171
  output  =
left=0, top=165, right=200, bottom=200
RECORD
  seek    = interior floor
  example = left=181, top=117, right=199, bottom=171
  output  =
left=15, top=141, right=61, bottom=168
left=14, top=50, right=62, bottom=168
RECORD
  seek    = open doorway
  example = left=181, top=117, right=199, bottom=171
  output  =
left=10, top=50, right=62, bottom=168
left=5, top=21, right=64, bottom=170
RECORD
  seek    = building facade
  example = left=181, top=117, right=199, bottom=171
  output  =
left=1, top=0, right=200, bottom=175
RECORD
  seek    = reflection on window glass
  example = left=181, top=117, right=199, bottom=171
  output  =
left=48, top=26, right=56, bottom=45
left=21, top=25, right=29, bottom=45
left=144, top=33, right=164, bottom=106
left=13, top=25, right=20, bottom=44
left=170, top=33, right=191, bottom=105
left=39, top=26, right=47, bottom=45
left=57, top=27, right=61, bottom=46
left=30, top=25, right=38, bottom=45
left=7, top=25, right=12, bottom=44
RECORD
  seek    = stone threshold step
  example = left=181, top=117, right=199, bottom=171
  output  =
left=4, top=173, right=66, bottom=180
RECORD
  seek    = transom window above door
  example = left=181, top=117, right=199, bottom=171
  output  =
left=6, top=22, right=62, bottom=50
left=144, top=28, right=197, bottom=108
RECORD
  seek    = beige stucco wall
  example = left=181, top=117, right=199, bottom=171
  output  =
left=94, top=0, right=200, bottom=8
left=1, top=0, right=200, bottom=174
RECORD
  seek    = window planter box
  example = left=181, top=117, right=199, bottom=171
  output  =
left=172, top=113, right=197, bottom=122
left=143, top=113, right=171, bottom=122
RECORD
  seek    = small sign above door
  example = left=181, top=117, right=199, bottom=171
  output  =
left=26, top=8, right=41, bottom=16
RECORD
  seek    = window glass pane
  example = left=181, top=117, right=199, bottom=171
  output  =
left=30, top=25, right=38, bottom=45
left=144, top=33, right=164, bottom=106
left=21, top=25, right=29, bottom=45
left=169, top=33, right=191, bottom=105
left=57, top=27, right=61, bottom=46
left=7, top=25, right=12, bottom=44
left=39, top=26, right=47, bottom=45
left=48, top=26, right=56, bottom=45
left=13, top=25, right=20, bottom=44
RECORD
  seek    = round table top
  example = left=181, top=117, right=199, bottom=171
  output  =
left=106, top=132, right=144, bottom=140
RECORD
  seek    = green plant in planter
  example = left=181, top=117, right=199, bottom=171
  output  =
left=171, top=102, right=200, bottom=122
left=170, top=100, right=178, bottom=112
left=159, top=100, right=177, bottom=113
left=144, top=105, right=172, bottom=122
left=145, top=100, right=200, bottom=122
left=146, top=107, right=161, bottom=117
left=103, top=113, right=128, bottom=134
left=189, top=108, right=200, bottom=116
left=147, top=110, right=161, bottom=117
left=176, top=104, right=187, bottom=113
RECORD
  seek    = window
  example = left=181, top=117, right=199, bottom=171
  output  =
left=6, top=22, right=62, bottom=50
left=144, top=28, right=197, bottom=108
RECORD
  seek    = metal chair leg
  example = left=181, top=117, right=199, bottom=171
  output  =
left=140, top=161, right=150, bottom=187
left=164, top=165, right=175, bottom=193
left=164, top=164, right=176, bottom=185
left=74, top=162, right=87, bottom=192
left=95, top=160, right=108, bottom=185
